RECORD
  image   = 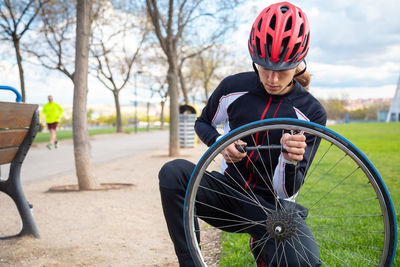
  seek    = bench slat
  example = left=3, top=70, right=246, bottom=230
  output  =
left=0, top=147, right=18, bottom=165
left=0, top=129, right=28, bottom=148
left=0, top=102, right=38, bottom=129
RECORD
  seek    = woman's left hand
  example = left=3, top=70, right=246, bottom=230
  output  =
left=280, top=133, right=307, bottom=162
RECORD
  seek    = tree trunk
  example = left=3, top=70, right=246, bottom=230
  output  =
left=179, top=68, right=189, bottom=104
left=204, top=80, right=209, bottom=104
left=73, top=0, right=99, bottom=190
left=160, top=100, right=165, bottom=130
left=167, top=57, right=180, bottom=156
left=113, top=90, right=123, bottom=133
left=146, top=101, right=150, bottom=131
left=13, top=37, right=26, bottom=102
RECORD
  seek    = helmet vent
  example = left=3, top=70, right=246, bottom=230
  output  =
left=298, top=23, right=304, bottom=37
left=267, top=34, right=273, bottom=57
left=280, top=37, right=290, bottom=58
left=280, top=5, right=289, bottom=13
left=298, top=11, right=302, bottom=18
left=303, top=34, right=309, bottom=48
left=257, top=18, right=263, bottom=31
left=270, top=15, right=276, bottom=30
left=256, top=37, right=262, bottom=56
left=285, top=17, right=292, bottom=31
left=289, top=42, right=300, bottom=60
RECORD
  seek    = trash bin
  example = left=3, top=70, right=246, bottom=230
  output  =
left=179, top=104, right=198, bottom=148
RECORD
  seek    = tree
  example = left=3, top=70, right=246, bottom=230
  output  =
left=30, top=0, right=99, bottom=189
left=186, top=45, right=226, bottom=103
left=73, top=0, right=99, bottom=190
left=178, top=43, right=214, bottom=104
left=347, top=102, right=391, bottom=121
left=146, top=0, right=240, bottom=156
left=0, top=0, right=46, bottom=102
left=319, top=99, right=346, bottom=121
left=146, top=0, right=179, bottom=156
left=149, top=78, right=168, bottom=130
left=91, top=1, right=149, bottom=133
left=26, top=0, right=76, bottom=80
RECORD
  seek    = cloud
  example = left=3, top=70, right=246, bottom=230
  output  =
left=309, top=62, right=399, bottom=87
left=304, top=0, right=400, bottom=66
left=310, top=84, right=396, bottom=100
left=228, top=0, right=400, bottom=100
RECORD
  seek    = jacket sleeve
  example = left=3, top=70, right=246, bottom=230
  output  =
left=194, top=79, right=228, bottom=147
left=273, top=102, right=327, bottom=199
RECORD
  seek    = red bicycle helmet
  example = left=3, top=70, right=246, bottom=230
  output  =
left=248, top=1, right=310, bottom=70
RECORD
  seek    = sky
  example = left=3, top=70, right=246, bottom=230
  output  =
left=0, top=0, right=399, bottom=105
left=231, top=0, right=400, bottom=100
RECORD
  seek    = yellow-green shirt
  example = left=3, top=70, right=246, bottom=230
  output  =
left=42, top=102, right=63, bottom=123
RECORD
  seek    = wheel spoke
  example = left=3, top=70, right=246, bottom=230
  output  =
left=310, top=196, right=377, bottom=215
left=298, top=152, right=348, bottom=202
left=308, top=214, right=383, bottom=220
left=198, top=179, right=273, bottom=214
left=194, top=200, right=265, bottom=228
left=307, top=166, right=360, bottom=210
left=311, top=235, right=383, bottom=251
left=225, top=153, right=270, bottom=215
left=310, top=227, right=384, bottom=234
left=314, top=232, right=380, bottom=265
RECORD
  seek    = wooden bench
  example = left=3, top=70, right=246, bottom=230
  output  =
left=0, top=101, right=40, bottom=238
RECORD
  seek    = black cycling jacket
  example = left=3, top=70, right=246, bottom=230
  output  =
left=195, top=71, right=327, bottom=198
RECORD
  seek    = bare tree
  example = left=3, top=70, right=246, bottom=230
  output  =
left=26, top=0, right=76, bottom=80
left=73, top=0, right=99, bottom=190
left=91, top=2, right=148, bottom=133
left=146, top=0, right=240, bottom=156
left=146, top=0, right=179, bottom=156
left=28, top=0, right=99, bottom=190
left=178, top=43, right=215, bottom=104
left=149, top=79, right=168, bottom=130
left=0, top=0, right=46, bottom=102
left=187, top=45, right=226, bottom=102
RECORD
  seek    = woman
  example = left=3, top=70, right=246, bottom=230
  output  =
left=159, top=2, right=326, bottom=266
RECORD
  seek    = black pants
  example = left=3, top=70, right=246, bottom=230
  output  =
left=159, top=159, right=321, bottom=267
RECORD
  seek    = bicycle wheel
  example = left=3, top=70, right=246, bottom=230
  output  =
left=184, top=119, right=397, bottom=266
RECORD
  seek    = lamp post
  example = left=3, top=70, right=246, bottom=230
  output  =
left=134, top=70, right=142, bottom=133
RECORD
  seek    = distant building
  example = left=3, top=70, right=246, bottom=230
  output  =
left=386, top=74, right=400, bottom=122
left=343, top=98, right=391, bottom=111
left=378, top=110, right=389, bottom=122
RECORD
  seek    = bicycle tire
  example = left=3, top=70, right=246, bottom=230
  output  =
left=184, top=119, right=397, bottom=266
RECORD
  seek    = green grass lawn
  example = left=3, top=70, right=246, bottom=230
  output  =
left=34, top=126, right=165, bottom=144
left=216, top=122, right=400, bottom=266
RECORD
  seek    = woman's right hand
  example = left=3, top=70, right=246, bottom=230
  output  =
left=221, top=140, right=247, bottom=163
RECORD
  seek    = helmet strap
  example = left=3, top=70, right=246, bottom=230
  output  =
left=252, top=62, right=259, bottom=76
left=280, top=80, right=294, bottom=94
left=294, top=60, right=307, bottom=78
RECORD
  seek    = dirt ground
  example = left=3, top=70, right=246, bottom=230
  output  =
left=0, top=144, right=208, bottom=266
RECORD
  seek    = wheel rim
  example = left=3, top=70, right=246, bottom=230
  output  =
left=184, top=119, right=396, bottom=266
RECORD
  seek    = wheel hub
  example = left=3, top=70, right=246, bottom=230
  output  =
left=265, top=210, right=297, bottom=241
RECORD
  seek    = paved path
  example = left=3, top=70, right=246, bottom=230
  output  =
left=1, top=130, right=169, bottom=183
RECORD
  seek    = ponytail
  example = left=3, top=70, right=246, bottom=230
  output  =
left=294, top=65, right=311, bottom=90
